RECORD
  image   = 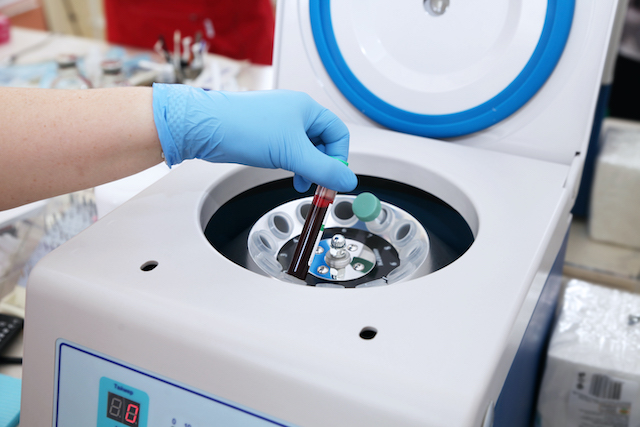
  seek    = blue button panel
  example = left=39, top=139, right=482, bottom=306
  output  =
left=309, top=0, right=575, bottom=138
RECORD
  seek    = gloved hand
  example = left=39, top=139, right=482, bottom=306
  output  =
left=152, top=83, right=358, bottom=192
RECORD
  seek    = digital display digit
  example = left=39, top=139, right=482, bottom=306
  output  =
left=106, top=392, right=140, bottom=427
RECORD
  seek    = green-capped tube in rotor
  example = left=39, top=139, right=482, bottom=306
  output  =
left=352, top=192, right=382, bottom=223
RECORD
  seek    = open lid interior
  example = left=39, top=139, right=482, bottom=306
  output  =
left=274, top=0, right=617, bottom=165
left=310, top=0, right=573, bottom=138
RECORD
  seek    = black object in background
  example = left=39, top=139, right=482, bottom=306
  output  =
left=608, top=55, right=640, bottom=121
left=0, top=313, right=23, bottom=364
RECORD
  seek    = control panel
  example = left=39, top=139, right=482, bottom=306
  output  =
left=54, top=340, right=295, bottom=426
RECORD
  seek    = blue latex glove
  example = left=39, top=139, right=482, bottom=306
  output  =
left=152, top=83, right=358, bottom=192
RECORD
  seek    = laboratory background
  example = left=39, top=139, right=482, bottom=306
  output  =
left=1, top=0, right=640, bottom=426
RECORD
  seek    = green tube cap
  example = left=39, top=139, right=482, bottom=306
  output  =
left=352, top=192, right=381, bottom=222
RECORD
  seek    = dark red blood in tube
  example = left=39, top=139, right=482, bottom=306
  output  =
left=287, top=186, right=336, bottom=280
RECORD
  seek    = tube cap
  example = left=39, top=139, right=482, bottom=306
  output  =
left=352, top=192, right=381, bottom=222
left=331, top=156, right=349, bottom=167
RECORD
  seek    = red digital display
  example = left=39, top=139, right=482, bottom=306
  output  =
left=107, top=392, right=140, bottom=426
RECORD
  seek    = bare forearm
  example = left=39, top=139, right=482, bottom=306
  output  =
left=0, top=87, right=163, bottom=211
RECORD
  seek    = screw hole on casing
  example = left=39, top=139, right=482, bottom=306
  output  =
left=140, top=261, right=158, bottom=271
left=424, top=0, right=449, bottom=15
left=360, top=327, right=378, bottom=340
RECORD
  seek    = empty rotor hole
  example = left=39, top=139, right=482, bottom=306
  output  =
left=299, top=203, right=311, bottom=220
left=396, top=223, right=412, bottom=241
left=272, top=215, right=290, bottom=234
left=260, top=235, right=272, bottom=250
left=334, top=201, right=354, bottom=220
left=378, top=208, right=388, bottom=223
left=360, top=327, right=378, bottom=340
left=140, top=261, right=158, bottom=271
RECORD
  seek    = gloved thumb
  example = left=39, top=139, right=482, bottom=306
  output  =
left=293, top=174, right=313, bottom=193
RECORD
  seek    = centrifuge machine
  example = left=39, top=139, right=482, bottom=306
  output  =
left=21, top=1, right=619, bottom=426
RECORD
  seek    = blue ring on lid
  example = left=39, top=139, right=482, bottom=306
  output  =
left=309, top=0, right=574, bottom=138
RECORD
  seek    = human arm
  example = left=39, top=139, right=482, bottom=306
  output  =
left=0, top=87, right=162, bottom=211
left=0, top=85, right=357, bottom=212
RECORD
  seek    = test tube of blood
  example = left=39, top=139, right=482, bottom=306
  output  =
left=287, top=185, right=337, bottom=280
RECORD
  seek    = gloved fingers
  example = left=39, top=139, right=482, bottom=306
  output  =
left=293, top=174, right=312, bottom=193
left=308, top=141, right=327, bottom=154
left=292, top=139, right=358, bottom=192
left=306, top=108, right=350, bottom=162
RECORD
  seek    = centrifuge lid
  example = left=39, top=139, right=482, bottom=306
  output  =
left=310, top=0, right=574, bottom=138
